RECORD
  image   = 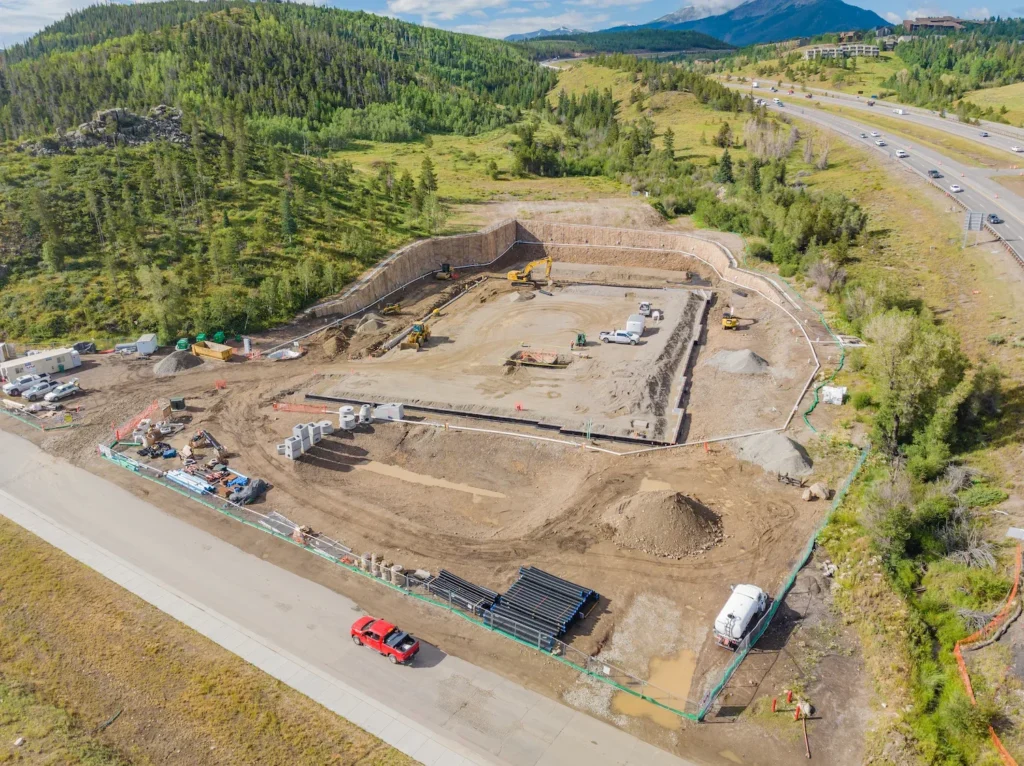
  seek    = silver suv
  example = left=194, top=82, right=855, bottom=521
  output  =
left=23, top=379, right=60, bottom=401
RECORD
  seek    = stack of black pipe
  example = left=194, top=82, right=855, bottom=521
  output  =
left=486, top=566, right=598, bottom=649
left=426, top=569, right=499, bottom=613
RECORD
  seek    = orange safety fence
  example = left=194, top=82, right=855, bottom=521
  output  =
left=113, top=399, right=161, bottom=440
left=272, top=402, right=330, bottom=414
left=953, top=543, right=1022, bottom=766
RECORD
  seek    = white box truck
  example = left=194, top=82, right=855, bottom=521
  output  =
left=714, top=584, right=768, bottom=650
left=625, top=314, right=646, bottom=337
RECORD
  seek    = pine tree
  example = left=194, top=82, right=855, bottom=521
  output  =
left=714, top=149, right=734, bottom=183
left=280, top=189, right=297, bottom=242
left=662, top=127, right=675, bottom=158
left=418, top=156, right=437, bottom=193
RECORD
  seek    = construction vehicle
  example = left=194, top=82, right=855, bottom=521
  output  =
left=507, top=256, right=552, bottom=284
left=638, top=301, right=652, bottom=318
left=435, top=263, right=454, bottom=280
left=379, top=303, right=401, bottom=316
left=574, top=331, right=587, bottom=347
left=400, top=323, right=431, bottom=350
left=722, top=306, right=739, bottom=330
left=714, top=584, right=768, bottom=650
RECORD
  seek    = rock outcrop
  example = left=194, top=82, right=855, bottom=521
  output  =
left=23, top=105, right=189, bottom=155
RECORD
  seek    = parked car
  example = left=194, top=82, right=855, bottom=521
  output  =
left=875, top=140, right=886, bottom=146
left=988, top=214, right=1004, bottom=224
left=895, top=149, right=908, bottom=158
left=949, top=184, right=964, bottom=193
left=2, top=373, right=49, bottom=397
left=43, top=380, right=80, bottom=402
left=599, top=330, right=640, bottom=345
left=927, top=169, right=942, bottom=178
left=22, top=379, right=60, bottom=401
left=351, top=617, right=420, bottom=664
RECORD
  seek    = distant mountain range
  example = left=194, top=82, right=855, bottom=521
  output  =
left=605, top=0, right=888, bottom=47
left=504, top=27, right=587, bottom=42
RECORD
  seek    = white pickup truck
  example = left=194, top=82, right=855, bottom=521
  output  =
left=598, top=330, right=640, bottom=345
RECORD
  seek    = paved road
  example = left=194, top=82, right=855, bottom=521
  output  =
left=731, top=88, right=1024, bottom=264
left=0, top=430, right=691, bottom=766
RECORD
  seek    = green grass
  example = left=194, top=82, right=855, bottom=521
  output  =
left=961, top=81, right=1024, bottom=127
left=0, top=515, right=413, bottom=766
left=723, top=52, right=908, bottom=100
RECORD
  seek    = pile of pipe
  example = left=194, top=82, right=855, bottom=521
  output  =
left=485, top=566, right=598, bottom=649
left=426, top=569, right=499, bottom=612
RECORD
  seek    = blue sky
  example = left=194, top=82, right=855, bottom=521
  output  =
left=1, top=0, right=1019, bottom=48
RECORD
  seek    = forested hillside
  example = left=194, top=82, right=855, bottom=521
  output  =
left=517, top=29, right=733, bottom=60
left=0, top=2, right=556, bottom=143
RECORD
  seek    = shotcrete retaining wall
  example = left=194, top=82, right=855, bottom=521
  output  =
left=310, top=219, right=518, bottom=319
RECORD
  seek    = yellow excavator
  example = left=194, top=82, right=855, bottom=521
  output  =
left=507, top=256, right=553, bottom=283
left=722, top=306, right=739, bottom=330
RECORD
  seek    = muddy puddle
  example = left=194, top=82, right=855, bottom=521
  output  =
left=351, top=460, right=507, bottom=499
left=611, top=647, right=696, bottom=730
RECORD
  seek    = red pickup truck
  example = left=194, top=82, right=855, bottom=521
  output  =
left=351, top=616, right=420, bottom=664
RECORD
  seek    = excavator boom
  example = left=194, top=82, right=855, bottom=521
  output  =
left=507, top=256, right=552, bottom=283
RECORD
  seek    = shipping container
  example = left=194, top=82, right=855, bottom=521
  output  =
left=0, top=348, right=81, bottom=380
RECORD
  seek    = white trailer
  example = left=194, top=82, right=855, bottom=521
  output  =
left=625, top=314, right=646, bottom=337
left=714, top=584, right=768, bottom=650
left=0, top=348, right=81, bottom=380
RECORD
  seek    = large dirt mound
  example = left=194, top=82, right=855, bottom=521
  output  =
left=706, top=349, right=769, bottom=374
left=733, top=431, right=813, bottom=476
left=603, top=490, right=722, bottom=558
left=356, top=313, right=386, bottom=335
left=153, top=350, right=203, bottom=377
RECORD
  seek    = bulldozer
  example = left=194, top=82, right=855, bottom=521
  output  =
left=507, top=256, right=553, bottom=284
left=722, top=306, right=739, bottom=330
left=400, top=322, right=431, bottom=350
left=435, top=263, right=454, bottom=280
left=379, top=303, right=401, bottom=316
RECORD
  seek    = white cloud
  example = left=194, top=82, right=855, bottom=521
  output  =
left=532, top=1, right=550, bottom=7
left=566, top=0, right=651, bottom=8
left=387, top=0, right=508, bottom=21
left=884, top=11, right=902, bottom=22
left=0, top=0, right=100, bottom=45
left=499, top=5, right=531, bottom=12
left=902, top=7, right=949, bottom=19
left=966, top=6, right=991, bottom=17
left=453, top=10, right=603, bottom=38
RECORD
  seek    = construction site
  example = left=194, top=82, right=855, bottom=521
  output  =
left=1, top=217, right=862, bottom=763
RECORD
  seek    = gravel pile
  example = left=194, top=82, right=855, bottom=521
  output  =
left=706, top=349, right=770, bottom=374
left=153, top=349, right=203, bottom=377
left=603, top=490, right=722, bottom=558
left=356, top=313, right=386, bottom=334
left=733, top=431, right=813, bottom=476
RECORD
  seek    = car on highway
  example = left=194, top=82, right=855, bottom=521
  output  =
left=875, top=140, right=886, bottom=146
left=1012, top=146, right=1023, bottom=153
left=860, top=132, right=868, bottom=138
left=805, top=93, right=813, bottom=99
left=895, top=149, right=908, bottom=158
left=949, top=184, right=964, bottom=193
left=927, top=169, right=943, bottom=178
left=870, top=131, right=881, bottom=137
left=43, top=380, right=80, bottom=402
left=988, top=214, right=1004, bottom=224
left=2, top=373, right=50, bottom=397
left=980, top=131, right=989, bottom=137
left=351, top=616, right=420, bottom=664
left=22, top=379, right=60, bottom=402
left=599, top=330, right=640, bottom=345
left=870, top=94, right=878, bottom=99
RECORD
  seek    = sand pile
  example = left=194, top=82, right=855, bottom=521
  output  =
left=322, top=335, right=342, bottom=358
left=706, top=349, right=769, bottom=374
left=733, top=431, right=813, bottom=476
left=509, top=292, right=534, bottom=303
left=603, top=490, right=722, bottom=558
left=356, top=313, right=386, bottom=335
left=153, top=350, right=203, bottom=377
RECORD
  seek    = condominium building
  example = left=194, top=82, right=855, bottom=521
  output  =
left=802, top=43, right=880, bottom=60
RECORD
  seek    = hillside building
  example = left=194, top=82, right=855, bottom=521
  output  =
left=803, top=43, right=880, bottom=60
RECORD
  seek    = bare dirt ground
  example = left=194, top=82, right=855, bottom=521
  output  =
left=0, top=209, right=866, bottom=766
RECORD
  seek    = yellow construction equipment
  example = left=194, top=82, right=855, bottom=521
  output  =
left=380, top=303, right=401, bottom=316
left=400, top=322, right=431, bottom=350
left=722, top=306, right=739, bottom=330
left=507, top=256, right=552, bottom=283
left=435, top=263, right=454, bottom=280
